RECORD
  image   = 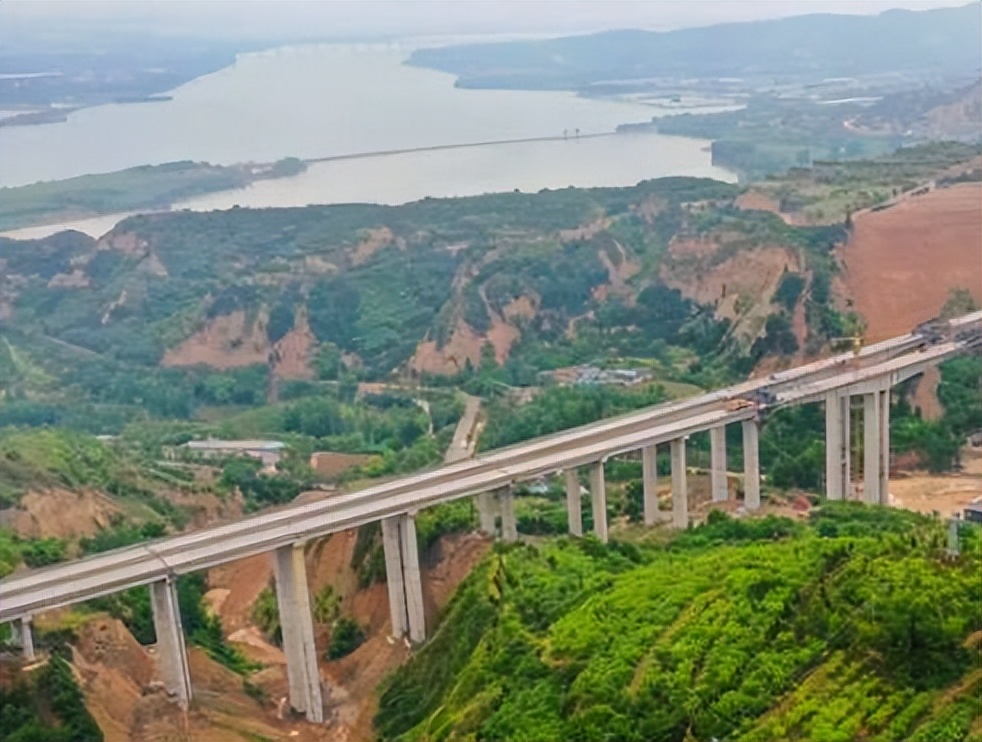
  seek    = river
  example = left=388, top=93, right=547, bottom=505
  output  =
left=0, top=41, right=735, bottom=238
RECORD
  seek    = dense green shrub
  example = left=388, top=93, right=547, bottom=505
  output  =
left=326, top=617, right=365, bottom=660
left=376, top=508, right=981, bottom=741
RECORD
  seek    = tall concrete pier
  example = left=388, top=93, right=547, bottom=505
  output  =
left=565, top=469, right=583, bottom=537
left=273, top=544, right=323, bottom=722
left=671, top=437, right=688, bottom=529
left=742, top=420, right=760, bottom=510
left=710, top=427, right=728, bottom=502
left=382, top=513, right=426, bottom=644
left=825, top=393, right=851, bottom=500
left=642, top=445, right=659, bottom=525
left=589, top=462, right=608, bottom=542
left=150, top=578, right=193, bottom=711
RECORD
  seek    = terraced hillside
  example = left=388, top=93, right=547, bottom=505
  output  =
left=377, top=505, right=982, bottom=742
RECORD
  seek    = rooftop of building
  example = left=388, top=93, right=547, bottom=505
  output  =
left=184, top=440, right=286, bottom=451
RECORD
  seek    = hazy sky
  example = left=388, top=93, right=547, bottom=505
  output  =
left=2, top=0, right=973, bottom=40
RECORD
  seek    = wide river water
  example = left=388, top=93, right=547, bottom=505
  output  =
left=0, top=42, right=735, bottom=238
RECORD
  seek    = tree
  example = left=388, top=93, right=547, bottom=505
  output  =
left=314, top=342, right=343, bottom=381
left=313, top=585, right=341, bottom=626
left=252, top=585, right=281, bottom=645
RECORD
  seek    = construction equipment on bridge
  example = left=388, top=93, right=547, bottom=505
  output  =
left=829, top=334, right=864, bottom=357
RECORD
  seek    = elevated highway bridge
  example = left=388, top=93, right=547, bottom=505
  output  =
left=2, top=311, right=979, bottom=721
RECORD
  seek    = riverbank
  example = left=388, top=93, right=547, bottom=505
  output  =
left=0, top=158, right=306, bottom=233
left=0, top=129, right=735, bottom=241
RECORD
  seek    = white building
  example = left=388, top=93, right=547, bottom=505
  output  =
left=183, top=440, right=285, bottom=470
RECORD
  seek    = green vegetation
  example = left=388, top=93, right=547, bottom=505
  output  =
left=326, top=617, right=366, bottom=660
left=655, top=97, right=903, bottom=180
left=481, top=384, right=666, bottom=450
left=0, top=428, right=120, bottom=506
left=376, top=504, right=982, bottom=741
left=252, top=586, right=282, bottom=646
left=0, top=158, right=307, bottom=231
left=751, top=141, right=981, bottom=222
left=0, top=530, right=67, bottom=577
left=0, top=176, right=739, bottom=427
left=0, top=653, right=104, bottom=742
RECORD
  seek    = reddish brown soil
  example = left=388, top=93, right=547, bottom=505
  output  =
left=837, top=183, right=982, bottom=342
left=206, top=554, right=273, bottom=634
left=662, top=240, right=799, bottom=345
left=889, top=448, right=982, bottom=518
left=64, top=616, right=330, bottom=742
left=322, top=532, right=491, bottom=741
left=411, top=319, right=486, bottom=375
left=0, top=487, right=122, bottom=540
left=310, top=452, right=372, bottom=479
left=163, top=310, right=270, bottom=369
left=272, top=311, right=317, bottom=380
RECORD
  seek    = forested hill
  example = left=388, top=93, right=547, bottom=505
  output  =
left=376, top=504, right=982, bottom=742
left=2, top=144, right=977, bottom=433
left=408, top=3, right=981, bottom=90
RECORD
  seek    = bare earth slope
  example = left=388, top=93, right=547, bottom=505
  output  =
left=837, top=182, right=982, bottom=342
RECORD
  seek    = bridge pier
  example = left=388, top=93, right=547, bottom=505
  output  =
left=671, top=438, right=688, bottom=529
left=382, top=514, right=426, bottom=644
left=18, top=617, right=35, bottom=661
left=565, top=469, right=583, bottom=537
left=742, top=420, right=760, bottom=510
left=863, top=392, right=881, bottom=505
left=476, top=492, right=496, bottom=536
left=879, top=388, right=891, bottom=505
left=642, top=445, right=660, bottom=525
left=710, top=426, right=728, bottom=502
left=499, top=486, right=518, bottom=542
left=149, top=578, right=193, bottom=711
left=589, top=462, right=608, bottom=542
left=862, top=388, right=891, bottom=505
left=825, top=393, right=851, bottom=500
left=381, top=517, right=409, bottom=639
left=273, top=544, right=323, bottom=723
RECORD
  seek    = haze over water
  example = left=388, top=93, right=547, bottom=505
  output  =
left=0, top=41, right=735, bottom=237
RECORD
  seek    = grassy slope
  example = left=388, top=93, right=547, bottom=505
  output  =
left=376, top=504, right=982, bottom=742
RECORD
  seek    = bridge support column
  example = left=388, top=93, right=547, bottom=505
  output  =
left=499, top=486, right=518, bottom=543
left=825, top=393, right=851, bottom=500
left=382, top=517, right=409, bottom=639
left=19, top=617, right=35, bottom=661
left=589, top=462, right=608, bottom=543
left=879, top=388, right=891, bottom=505
left=476, top=492, right=497, bottom=536
left=150, top=578, right=192, bottom=711
left=383, top=514, right=426, bottom=643
left=273, top=544, right=323, bottom=723
left=399, top=514, right=427, bottom=643
left=863, top=392, right=881, bottom=505
left=671, top=438, right=688, bottom=529
left=642, top=445, right=660, bottom=525
left=742, top=420, right=760, bottom=510
left=565, top=469, right=583, bottom=537
left=710, top=426, right=728, bottom=502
